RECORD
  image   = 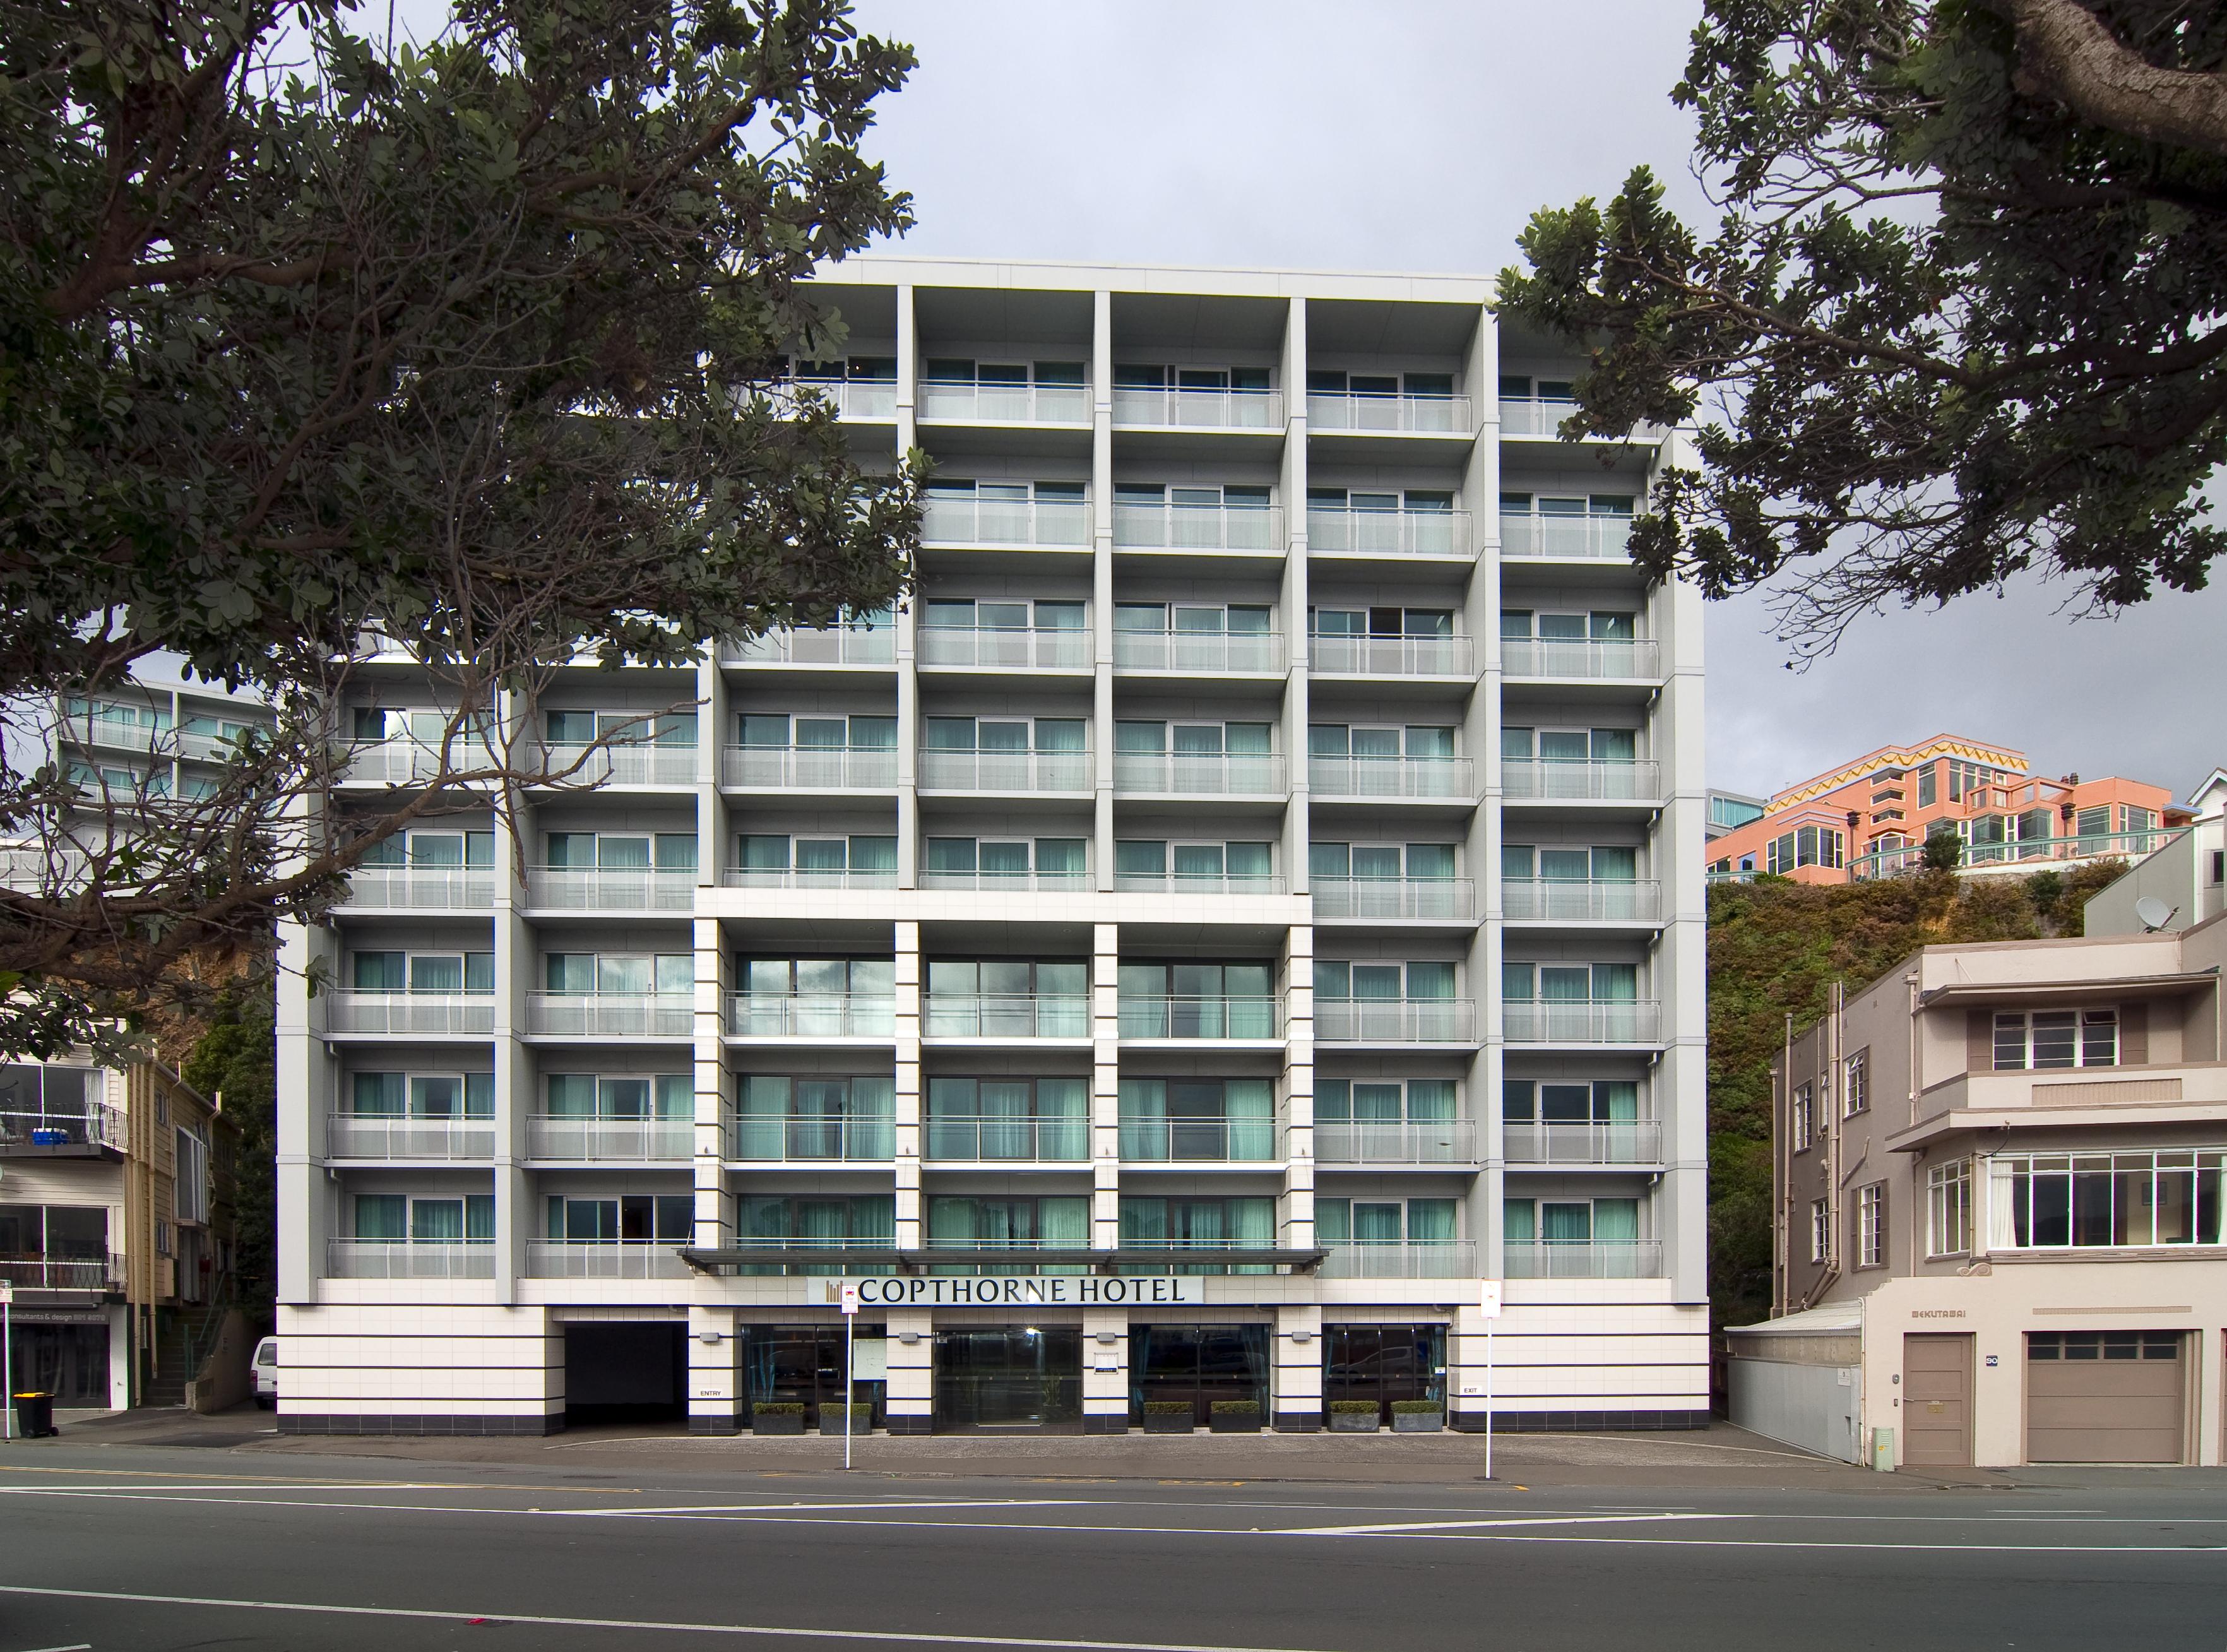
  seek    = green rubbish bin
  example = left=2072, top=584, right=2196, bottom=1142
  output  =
left=13, top=1391, right=56, bottom=1438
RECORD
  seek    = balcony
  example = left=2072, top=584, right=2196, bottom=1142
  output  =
left=919, top=381, right=1089, bottom=424
left=922, top=1115, right=1088, bottom=1162
left=917, top=749, right=1090, bottom=793
left=525, top=993, right=693, bottom=1038
left=1117, top=1117, right=1278, bottom=1163
left=730, top=1114, right=894, bottom=1162
left=1308, top=756, right=1475, bottom=800
left=1118, top=995, right=1281, bottom=1040
left=1315, top=999, right=1477, bottom=1044
left=1112, top=629, right=1285, bottom=675
left=1314, top=1120, right=1478, bottom=1165
left=525, top=868, right=698, bottom=912
left=343, top=867, right=496, bottom=910
left=1112, top=871, right=1286, bottom=896
left=924, top=994, right=1090, bottom=1039
left=1503, top=1239, right=1664, bottom=1279
left=0, top=1255, right=123, bottom=1292
left=1308, top=635, right=1473, bottom=677
left=922, top=494, right=1090, bottom=549
left=1504, top=1000, right=1663, bottom=1044
left=343, top=743, right=450, bottom=786
left=326, top=993, right=496, bottom=1037
left=723, top=626, right=894, bottom=667
left=525, top=1241, right=694, bottom=1280
left=1504, top=879, right=1661, bottom=923
left=1113, top=385, right=1283, bottom=429
left=526, top=1116, right=694, bottom=1161
left=1504, top=1120, right=1665, bottom=1165
left=1306, top=506, right=1470, bottom=557
left=1317, top=1240, right=1479, bottom=1279
left=1311, top=877, right=1475, bottom=921
left=1500, top=513, right=1632, bottom=561
left=326, top=1115, right=497, bottom=1160
left=779, top=377, right=896, bottom=421
left=1501, top=638, right=1661, bottom=680
left=540, top=742, right=699, bottom=788
left=918, top=625, right=1091, bottom=672
left=1851, top=827, right=2179, bottom=883
left=918, top=869, right=1091, bottom=893
left=1503, top=759, right=1661, bottom=802
left=175, top=728, right=259, bottom=763
left=721, top=867, right=899, bottom=892
left=1112, top=752, right=1286, bottom=797
left=326, top=1239, right=495, bottom=1280
left=61, top=715, right=163, bottom=754
left=1499, top=397, right=1666, bottom=441
left=0, top=1103, right=126, bottom=1157
left=1113, top=502, right=1283, bottom=552
left=720, top=746, right=900, bottom=790
left=725, top=992, right=896, bottom=1038
left=1307, top=392, right=1473, bottom=434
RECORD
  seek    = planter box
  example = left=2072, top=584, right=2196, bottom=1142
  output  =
left=1391, top=1412, right=1444, bottom=1434
left=1328, top=1411, right=1379, bottom=1433
left=819, top=1410, right=873, bottom=1436
left=1209, top=1411, right=1262, bottom=1434
left=751, top=1412, right=805, bottom=1436
left=1141, top=1412, right=1192, bottom=1435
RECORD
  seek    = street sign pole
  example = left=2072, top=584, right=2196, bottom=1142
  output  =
left=1478, top=1281, right=1503, bottom=1480
left=839, top=1282, right=860, bottom=1471
left=2, top=1278, right=13, bottom=1443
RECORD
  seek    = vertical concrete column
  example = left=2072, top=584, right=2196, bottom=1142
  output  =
left=1273, top=1304, right=1322, bottom=1430
left=896, top=282, right=920, bottom=889
left=693, top=916, right=732, bottom=1249
left=493, top=871, right=532, bottom=1304
left=1092, top=288, right=1117, bottom=891
left=274, top=917, right=327, bottom=1306
left=687, top=1306, right=742, bottom=1433
left=1082, top=1307, right=1129, bottom=1432
left=1091, top=921, right=1122, bottom=1249
left=883, top=1307, right=934, bottom=1434
left=1468, top=303, right=1505, bottom=1285
left=1281, top=924, right=1314, bottom=1249
left=699, top=653, right=729, bottom=888
left=1280, top=296, right=1310, bottom=898
left=893, top=919, right=923, bottom=1249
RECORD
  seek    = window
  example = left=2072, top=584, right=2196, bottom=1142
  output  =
left=923, top=597, right=1086, bottom=633
left=545, top=953, right=692, bottom=995
left=1502, top=1197, right=1637, bottom=1248
left=1499, top=725, right=1636, bottom=763
left=1791, top=1081, right=1815, bottom=1151
left=736, top=1194, right=894, bottom=1255
left=1322, top=1077, right=1459, bottom=1124
left=737, top=833, right=898, bottom=879
left=353, top=1193, right=494, bottom=1242
left=1844, top=1050, right=1869, bottom=1117
left=926, top=715, right=1086, bottom=753
left=923, top=1077, right=1084, bottom=1161
left=1115, top=840, right=1272, bottom=884
left=1315, top=605, right=1455, bottom=639
left=925, top=959, right=1088, bottom=1036
left=1314, top=841, right=1456, bottom=881
left=544, top=831, right=695, bottom=872
left=1117, top=363, right=1271, bottom=393
left=1498, top=1078, right=1634, bottom=1122
left=1993, top=1009, right=2118, bottom=1070
left=1118, top=602, right=1274, bottom=635
left=0, top=1064, right=95, bottom=1134
left=1856, top=1184, right=1885, bottom=1268
left=737, top=958, right=893, bottom=998
left=544, top=1073, right=691, bottom=1119
left=350, top=1071, right=496, bottom=1118
left=1927, top=1160, right=1972, bottom=1257
left=1310, top=723, right=1454, bottom=760
left=1317, top=960, right=1456, bottom=1001
left=2028, top=1331, right=2182, bottom=1361
left=930, top=1194, right=1091, bottom=1252
left=359, top=829, right=496, bottom=870
left=0, top=1204, right=109, bottom=1268
left=1117, top=961, right=1276, bottom=1038
left=546, top=708, right=696, bottom=747
left=1499, top=609, right=1637, bottom=641
left=1501, top=844, right=1636, bottom=882
left=1809, top=1199, right=1831, bottom=1264
left=1989, top=1149, right=2226, bottom=1249
left=352, top=951, right=495, bottom=994
left=740, top=711, right=897, bottom=751
left=1501, top=961, right=1636, bottom=1002
left=546, top=1194, right=694, bottom=1243
left=1117, top=1078, right=1274, bottom=1160
left=923, top=836, right=1086, bottom=881
left=1916, top=764, right=1938, bottom=807
left=1115, top=719, right=1274, bottom=757
left=1316, top=1197, right=1457, bottom=1245
left=1767, top=825, right=1844, bottom=874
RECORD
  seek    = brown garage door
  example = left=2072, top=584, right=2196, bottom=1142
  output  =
left=1903, top=1333, right=1974, bottom=1467
left=2026, top=1331, right=2185, bottom=1464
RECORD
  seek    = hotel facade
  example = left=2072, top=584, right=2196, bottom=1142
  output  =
left=273, top=258, right=1709, bottom=1436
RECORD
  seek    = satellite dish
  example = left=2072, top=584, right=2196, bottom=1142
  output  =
left=2135, top=896, right=2177, bottom=932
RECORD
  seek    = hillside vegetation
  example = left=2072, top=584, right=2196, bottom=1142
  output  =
left=1706, top=862, right=2126, bottom=1327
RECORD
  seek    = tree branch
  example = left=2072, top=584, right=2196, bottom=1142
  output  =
left=1985, top=0, right=2227, bottom=158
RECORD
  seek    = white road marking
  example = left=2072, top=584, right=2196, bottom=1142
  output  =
left=1285, top=1512, right=1735, bottom=1536
left=13, top=1643, right=95, bottom=1651
left=538, top=1499, right=1091, bottom=1518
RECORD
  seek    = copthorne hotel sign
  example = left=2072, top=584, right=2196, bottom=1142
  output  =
left=821, top=1276, right=1207, bottom=1307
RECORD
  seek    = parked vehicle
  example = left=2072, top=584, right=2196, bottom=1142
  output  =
left=252, top=1336, right=278, bottom=1408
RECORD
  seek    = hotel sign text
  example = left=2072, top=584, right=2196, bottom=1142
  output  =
left=824, top=1276, right=1206, bottom=1307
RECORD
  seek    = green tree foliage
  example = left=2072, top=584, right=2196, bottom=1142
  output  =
left=181, top=977, right=276, bottom=1319
left=1707, top=859, right=2125, bottom=1325
left=1495, top=1, right=2227, bottom=658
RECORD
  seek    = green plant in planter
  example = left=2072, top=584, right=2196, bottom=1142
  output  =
left=1142, top=1401, right=1193, bottom=1416
left=1328, top=1400, right=1379, bottom=1415
left=1389, top=1399, right=1443, bottom=1415
left=752, top=1402, right=805, bottom=1416
left=1211, top=1400, right=1260, bottom=1415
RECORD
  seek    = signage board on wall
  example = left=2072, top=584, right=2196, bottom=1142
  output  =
left=821, top=1276, right=1206, bottom=1308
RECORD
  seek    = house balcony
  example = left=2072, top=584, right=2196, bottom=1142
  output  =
left=1308, top=756, right=1475, bottom=801
left=526, top=1116, right=695, bottom=1162
left=326, top=1114, right=497, bottom=1160
left=1117, top=1117, right=1278, bottom=1163
left=525, top=992, right=693, bottom=1039
left=1316, top=1240, right=1479, bottom=1279
left=525, top=1241, right=694, bottom=1280
left=326, top=1239, right=495, bottom=1280
left=1501, top=638, right=1662, bottom=680
left=1113, top=502, right=1283, bottom=552
left=1308, top=635, right=1473, bottom=677
left=0, top=1255, right=124, bottom=1293
left=778, top=377, right=896, bottom=421
left=1851, top=827, right=2180, bottom=883
left=918, top=626, right=1091, bottom=672
left=175, top=728, right=257, bottom=763
left=343, top=867, right=497, bottom=911
left=524, top=868, right=698, bottom=912
left=917, top=749, right=1091, bottom=793
left=1498, top=397, right=1666, bottom=441
left=1499, top=513, right=1632, bottom=561
left=539, top=742, right=699, bottom=788
left=720, top=746, right=900, bottom=790
left=1311, top=877, right=1475, bottom=922
left=1503, top=1239, right=1665, bottom=1279
left=0, top=1103, right=126, bottom=1158
left=721, top=867, right=900, bottom=892
left=730, top=1115, right=894, bottom=1162
left=1502, top=759, right=1661, bottom=802
left=1504, top=1000, right=1663, bottom=1044
left=725, top=992, right=896, bottom=1039
left=343, top=742, right=460, bottom=787
left=919, top=381, right=1090, bottom=424
left=326, top=992, right=496, bottom=1037
left=1111, top=872, right=1288, bottom=896
left=1306, top=507, right=1470, bottom=557
left=722, top=626, right=895, bottom=667
left=1314, top=1120, right=1478, bottom=1166
left=1315, top=999, right=1478, bottom=1044
left=1117, top=995, right=1282, bottom=1041
left=922, top=1115, right=1088, bottom=1163
left=1307, top=392, right=1473, bottom=434
left=917, top=869, right=1090, bottom=894
left=1503, top=878, right=1661, bottom=924
left=1503, top=1120, right=1665, bottom=1166
left=1112, top=752, right=1286, bottom=797
left=1112, top=629, right=1285, bottom=675
left=59, top=714, right=163, bottom=754
left=1112, top=384, right=1284, bottom=429
left=923, top=994, right=1090, bottom=1040
left=922, top=494, right=1090, bottom=549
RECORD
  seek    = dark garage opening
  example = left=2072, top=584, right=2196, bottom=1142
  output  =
left=564, top=1322, right=686, bottom=1426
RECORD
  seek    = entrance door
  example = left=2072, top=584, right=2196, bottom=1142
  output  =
left=563, top=1322, right=684, bottom=1424
left=2026, top=1331, right=2186, bottom=1463
left=741, top=1324, right=883, bottom=1429
left=932, top=1328, right=1081, bottom=1432
left=1323, top=1324, right=1447, bottom=1425
left=1129, top=1324, right=1269, bottom=1426
left=1902, top=1333, right=1973, bottom=1467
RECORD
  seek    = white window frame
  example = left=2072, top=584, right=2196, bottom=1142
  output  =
left=1927, top=1159, right=1972, bottom=1257
left=1808, top=1199, right=1831, bottom=1264
left=1856, top=1183, right=1885, bottom=1268
left=1992, top=1007, right=2118, bottom=1071
left=1791, top=1081, right=1815, bottom=1152
left=1844, top=1050, right=1868, bottom=1117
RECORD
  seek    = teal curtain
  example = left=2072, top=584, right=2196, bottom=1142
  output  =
left=1315, top=1079, right=1350, bottom=1123
left=1600, top=1081, right=1638, bottom=1123
left=1593, top=1198, right=1640, bottom=1242
left=1353, top=1203, right=1402, bottom=1245
left=354, top=1194, right=406, bottom=1240
left=1228, top=1197, right=1274, bottom=1275
left=1038, top=1078, right=1086, bottom=1160
left=1353, top=1083, right=1403, bottom=1123
left=850, top=1197, right=894, bottom=1246
left=1406, top=1080, right=1456, bottom=1122
left=1039, top=1197, right=1088, bottom=1245
left=927, top=1197, right=974, bottom=1244
left=1541, top=1202, right=1592, bottom=1242
left=981, top=1079, right=1032, bottom=1159
left=925, top=1076, right=974, bottom=1160
left=1316, top=1198, right=1350, bottom=1244
left=1225, top=963, right=1274, bottom=1038
left=410, top=1199, right=464, bottom=1241
left=1406, top=1199, right=1456, bottom=1244
left=1119, top=1197, right=1167, bottom=1244
left=851, top=1076, right=894, bottom=1158
left=352, top=1073, right=404, bottom=1117
left=465, top=1073, right=496, bottom=1118
left=653, top=1074, right=691, bottom=1120
left=1503, top=1198, right=1536, bottom=1241
left=1119, top=1078, right=1166, bottom=1160
left=1226, top=1078, right=1273, bottom=1160
left=465, top=1194, right=496, bottom=1241
left=735, top=1076, right=787, bottom=1159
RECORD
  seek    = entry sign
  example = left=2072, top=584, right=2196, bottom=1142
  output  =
left=1478, top=1281, right=1502, bottom=1319
left=839, top=1283, right=860, bottom=1317
left=0, top=1281, right=12, bottom=1305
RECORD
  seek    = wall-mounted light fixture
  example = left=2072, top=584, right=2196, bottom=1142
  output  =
left=1093, top=1330, right=1120, bottom=1346
left=696, top=1329, right=725, bottom=1346
left=897, top=1330, right=923, bottom=1345
left=1284, top=1328, right=1313, bottom=1343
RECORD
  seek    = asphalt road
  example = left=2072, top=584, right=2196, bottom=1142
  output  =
left=0, top=1444, right=2221, bottom=1651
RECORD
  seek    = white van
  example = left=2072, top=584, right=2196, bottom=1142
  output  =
left=252, top=1336, right=278, bottom=1408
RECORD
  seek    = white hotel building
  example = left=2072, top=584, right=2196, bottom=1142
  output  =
left=274, top=259, right=1709, bottom=1436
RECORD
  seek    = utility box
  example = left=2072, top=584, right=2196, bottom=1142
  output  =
left=1870, top=1427, right=1896, bottom=1472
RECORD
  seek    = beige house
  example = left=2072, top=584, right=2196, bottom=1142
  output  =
left=1728, top=900, right=2227, bottom=1469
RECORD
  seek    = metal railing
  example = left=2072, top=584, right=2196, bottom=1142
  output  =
left=1499, top=514, right=1633, bottom=560
left=728, top=1114, right=894, bottom=1161
left=538, top=743, right=699, bottom=788
left=1307, top=392, right=1473, bottom=433
left=721, top=867, right=900, bottom=891
left=526, top=1241, right=694, bottom=1280
left=1311, top=877, right=1475, bottom=920
left=175, top=728, right=259, bottom=763
left=723, top=626, right=895, bottom=666
left=326, top=1239, right=495, bottom=1280
left=1118, top=995, right=1282, bottom=1040
left=1306, top=507, right=1470, bottom=557
left=343, top=743, right=461, bottom=785
left=720, top=746, right=901, bottom=790
left=60, top=715, right=164, bottom=753
left=1314, top=1120, right=1477, bottom=1165
left=923, top=994, right=1090, bottom=1038
left=525, top=993, right=694, bottom=1038
left=1112, top=386, right=1284, bottom=429
left=0, top=1103, right=125, bottom=1153
left=917, top=749, right=1091, bottom=793
left=343, top=867, right=497, bottom=910
left=1504, top=1001, right=1663, bottom=1043
left=1113, top=502, right=1284, bottom=552
left=922, top=1115, right=1088, bottom=1162
left=0, top=1255, right=123, bottom=1291
left=1503, top=879, right=1661, bottom=922
left=326, top=1115, right=497, bottom=1160
left=918, top=626, right=1091, bottom=671
left=922, top=494, right=1091, bottom=548
left=1308, top=635, right=1472, bottom=676
left=1112, top=752, right=1287, bottom=796
left=777, top=377, right=897, bottom=421
left=725, top=992, right=896, bottom=1038
left=1502, top=759, right=1661, bottom=801
left=526, top=1116, right=695, bottom=1160
left=1503, top=1120, right=1664, bottom=1165
left=1117, top=1117, right=1278, bottom=1162
left=1503, top=1239, right=1664, bottom=1278
left=1308, top=756, right=1474, bottom=800
left=525, top=868, right=698, bottom=911
left=918, top=869, right=1091, bottom=893
left=1111, top=872, right=1286, bottom=896
left=1317, top=1240, right=1479, bottom=1279
left=326, top=993, right=496, bottom=1036
left=1850, top=828, right=2177, bottom=881
left=919, top=381, right=1090, bottom=424
left=1315, top=999, right=1478, bottom=1043
left=1501, top=638, right=1661, bottom=679
left=1498, top=397, right=1667, bottom=440
left=1112, top=630, right=1285, bottom=674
